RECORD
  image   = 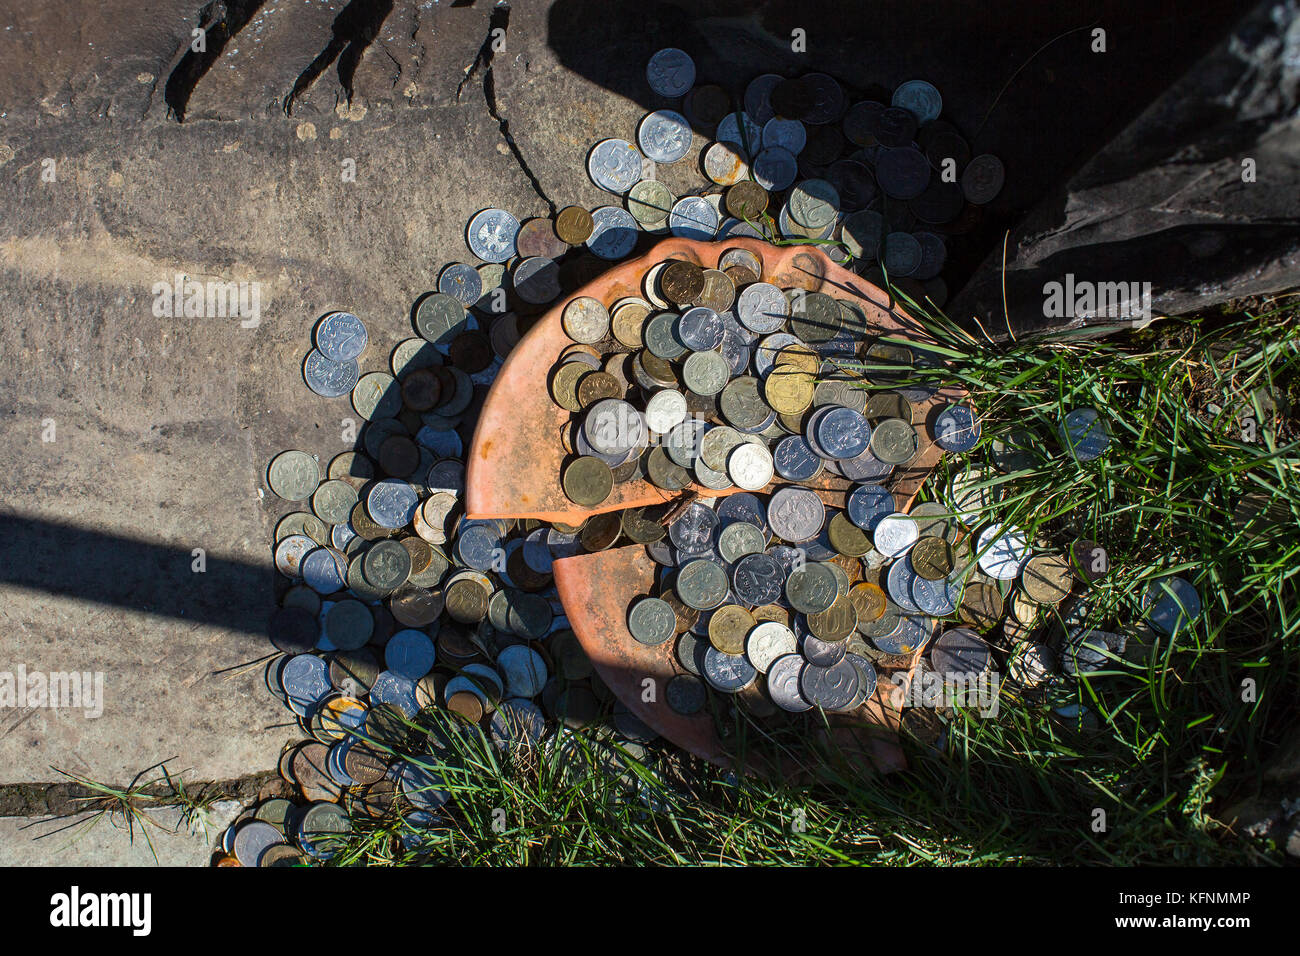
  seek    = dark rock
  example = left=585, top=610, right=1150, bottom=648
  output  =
left=952, top=1, right=1300, bottom=336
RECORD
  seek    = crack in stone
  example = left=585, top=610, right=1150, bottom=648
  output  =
left=457, top=3, right=555, bottom=217
left=0, top=770, right=281, bottom=819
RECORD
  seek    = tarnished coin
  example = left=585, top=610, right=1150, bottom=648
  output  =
left=705, top=142, right=751, bottom=187
left=1021, top=554, right=1074, bottom=605
left=676, top=558, right=730, bottom=610
left=363, top=539, right=412, bottom=591
left=870, top=418, right=919, bottom=464
left=352, top=371, right=403, bottom=421
left=268, top=450, right=320, bottom=502
left=800, top=659, right=859, bottom=711
left=445, top=578, right=489, bottom=624
left=957, top=581, right=1003, bottom=631
left=562, top=456, right=613, bottom=506
left=753, top=146, right=797, bottom=191
left=628, top=596, right=676, bottom=645
left=910, top=536, right=955, bottom=580
left=666, top=674, right=707, bottom=715
left=646, top=48, right=695, bottom=98
left=311, top=479, right=358, bottom=525
left=961, top=154, right=1005, bottom=205
left=827, top=511, right=872, bottom=558
left=682, top=349, right=731, bottom=396
left=930, top=627, right=990, bottom=683
left=628, top=180, right=675, bottom=229
left=786, top=562, right=837, bottom=614
left=562, top=296, right=611, bottom=345
left=708, top=604, right=755, bottom=655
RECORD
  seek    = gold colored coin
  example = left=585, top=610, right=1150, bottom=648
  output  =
left=555, top=205, right=594, bottom=244
left=957, top=581, right=1004, bottom=631
left=611, top=302, right=650, bottom=349
left=708, top=604, right=755, bottom=655
left=549, top=360, right=589, bottom=413
left=1021, top=554, right=1074, bottom=605
left=807, top=595, right=856, bottom=641
left=773, top=343, right=820, bottom=374
left=828, top=511, right=872, bottom=557
left=849, top=583, right=887, bottom=623
left=763, top=365, right=815, bottom=415
left=562, top=456, right=613, bottom=506
left=752, top=603, right=790, bottom=627
left=910, top=535, right=955, bottom=580
left=577, top=370, right=622, bottom=409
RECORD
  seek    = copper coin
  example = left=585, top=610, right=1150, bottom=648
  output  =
left=400, top=368, right=441, bottom=411
left=515, top=216, right=568, bottom=259
left=447, top=690, right=484, bottom=722
left=379, top=435, right=420, bottom=478
left=580, top=511, right=621, bottom=551
left=577, top=370, right=622, bottom=408
left=555, top=205, right=595, bottom=244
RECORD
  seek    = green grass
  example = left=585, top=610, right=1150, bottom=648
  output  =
left=316, top=293, right=1299, bottom=867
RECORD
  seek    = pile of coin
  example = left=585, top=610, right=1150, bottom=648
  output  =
left=248, top=293, right=665, bottom=865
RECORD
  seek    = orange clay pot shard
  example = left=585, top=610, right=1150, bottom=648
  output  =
left=466, top=237, right=962, bottom=523
left=466, top=237, right=964, bottom=776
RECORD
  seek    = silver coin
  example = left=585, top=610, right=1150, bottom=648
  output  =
left=466, top=208, right=520, bottom=263
left=752, top=146, right=797, bottom=191
left=744, top=73, right=782, bottom=125
left=887, top=556, right=923, bottom=613
left=584, top=398, right=646, bottom=456
left=882, top=232, right=922, bottom=276
left=588, top=139, right=644, bottom=194
left=367, top=478, right=419, bottom=529
left=746, top=621, right=797, bottom=673
left=562, top=296, right=611, bottom=344
left=587, top=206, right=640, bottom=260
left=1061, top=407, right=1110, bottom=461
left=645, top=389, right=688, bottom=433
left=801, top=659, right=860, bottom=711
left=268, top=450, right=320, bottom=501
left=727, top=442, right=774, bottom=491
left=703, top=141, right=750, bottom=185
left=717, top=521, right=765, bottom=563
left=731, top=552, right=784, bottom=606
left=274, top=534, right=317, bottom=578
left=666, top=674, right=707, bottom=714
left=646, top=48, right=695, bottom=97
left=312, top=479, right=358, bottom=525
left=351, top=371, right=402, bottom=421
left=762, top=117, right=806, bottom=155
left=788, top=178, right=840, bottom=230
left=314, top=311, right=368, bottom=362
left=638, top=109, right=692, bottom=164
left=628, top=596, right=676, bottom=645
left=497, top=644, right=548, bottom=698
left=669, top=501, right=718, bottom=555
left=931, top=626, right=990, bottom=682
left=702, top=646, right=756, bottom=693
left=438, top=263, right=482, bottom=306
left=682, top=349, right=731, bottom=396
left=716, top=111, right=763, bottom=156
left=892, top=79, right=943, bottom=124
left=233, top=820, right=286, bottom=867
left=802, top=632, right=848, bottom=667
left=874, top=513, right=919, bottom=557
left=386, top=629, right=436, bottom=680
left=767, top=486, right=825, bottom=543
left=303, top=349, right=359, bottom=398
left=1143, top=576, right=1201, bottom=635
left=767, top=653, right=812, bottom=712
left=736, top=282, right=790, bottom=334
left=677, top=306, right=725, bottom=350
left=976, top=523, right=1029, bottom=580
left=490, top=698, right=547, bottom=749
left=668, top=196, right=719, bottom=240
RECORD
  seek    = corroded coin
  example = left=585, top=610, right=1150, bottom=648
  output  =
left=562, top=456, right=614, bottom=506
left=445, top=578, right=489, bottom=623
left=827, top=511, right=872, bottom=557
left=363, top=539, right=412, bottom=591
left=786, top=562, right=837, bottom=614
left=725, top=180, right=768, bottom=219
